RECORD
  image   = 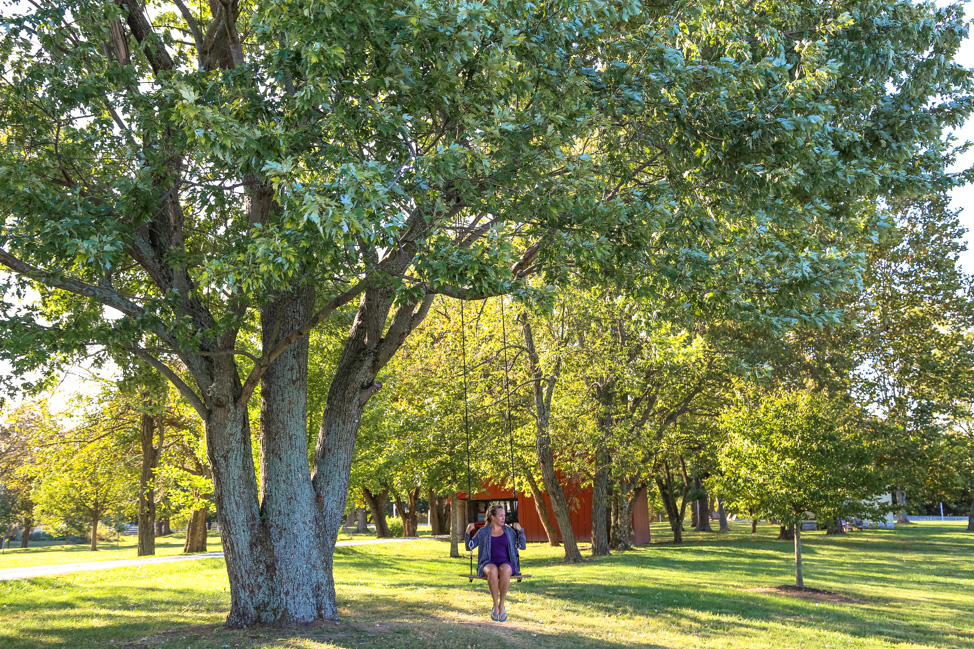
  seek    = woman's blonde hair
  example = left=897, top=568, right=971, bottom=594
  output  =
left=484, top=504, right=505, bottom=527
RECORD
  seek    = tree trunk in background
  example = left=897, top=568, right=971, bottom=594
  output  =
left=690, top=494, right=699, bottom=528
left=591, top=383, right=613, bottom=557
left=895, top=490, right=912, bottom=524
left=345, top=510, right=356, bottom=528
left=393, top=488, right=420, bottom=537
left=717, top=499, right=730, bottom=532
left=655, top=468, right=683, bottom=544
left=778, top=524, right=795, bottom=541
left=968, top=497, right=974, bottom=532
left=693, top=478, right=713, bottom=532
left=611, top=479, right=640, bottom=550
left=521, top=315, right=581, bottom=564
left=450, top=493, right=464, bottom=558
left=826, top=516, right=846, bottom=535
left=183, top=508, right=208, bottom=553
left=90, top=516, right=99, bottom=551
left=750, top=508, right=758, bottom=534
left=362, top=488, right=390, bottom=538
left=138, top=411, right=161, bottom=557
left=162, top=519, right=172, bottom=535
left=356, top=508, right=368, bottom=533
left=20, top=511, right=32, bottom=548
left=609, top=491, right=620, bottom=547
left=429, top=491, right=442, bottom=536
left=794, top=525, right=804, bottom=588
left=155, top=521, right=164, bottom=537
left=590, top=446, right=611, bottom=556
left=524, top=469, right=560, bottom=546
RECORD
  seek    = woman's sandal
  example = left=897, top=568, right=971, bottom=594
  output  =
left=498, top=608, right=507, bottom=623
left=490, top=609, right=499, bottom=622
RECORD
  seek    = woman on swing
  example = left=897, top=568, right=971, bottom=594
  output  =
left=465, top=504, right=527, bottom=622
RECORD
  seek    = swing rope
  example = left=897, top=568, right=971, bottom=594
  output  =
left=500, top=297, right=517, bottom=514
left=460, top=298, right=474, bottom=579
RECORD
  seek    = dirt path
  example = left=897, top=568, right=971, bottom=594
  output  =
left=0, top=536, right=437, bottom=582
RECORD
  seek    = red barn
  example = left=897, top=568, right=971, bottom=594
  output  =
left=457, top=481, right=651, bottom=545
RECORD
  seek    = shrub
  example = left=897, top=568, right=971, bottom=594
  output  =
left=387, top=517, right=404, bottom=538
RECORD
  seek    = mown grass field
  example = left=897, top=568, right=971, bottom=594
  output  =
left=0, top=528, right=421, bottom=570
left=0, top=522, right=970, bottom=649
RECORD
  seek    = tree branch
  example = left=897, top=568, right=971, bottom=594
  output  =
left=125, top=347, right=208, bottom=418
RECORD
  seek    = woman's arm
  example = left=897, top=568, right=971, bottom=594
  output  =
left=509, top=523, right=527, bottom=550
left=464, top=523, right=481, bottom=550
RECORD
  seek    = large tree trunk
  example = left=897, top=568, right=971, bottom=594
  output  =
left=794, top=525, right=804, bottom=588
left=138, top=411, right=161, bottom=557
left=183, top=507, right=208, bottom=553
left=362, top=488, right=391, bottom=538
left=521, top=316, right=582, bottom=563
left=895, top=490, right=912, bottom=524
left=253, top=286, right=335, bottom=624
left=693, top=478, right=713, bottom=532
left=19, top=511, right=32, bottom=548
left=524, top=469, right=560, bottom=546
left=90, top=515, right=99, bottom=551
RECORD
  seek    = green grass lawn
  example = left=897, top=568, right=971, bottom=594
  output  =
left=0, top=522, right=971, bottom=649
left=0, top=527, right=429, bottom=570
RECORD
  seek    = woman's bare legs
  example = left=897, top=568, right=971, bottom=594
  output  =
left=498, top=563, right=513, bottom=616
left=484, top=564, right=500, bottom=614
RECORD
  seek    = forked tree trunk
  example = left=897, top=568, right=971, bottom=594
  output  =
left=138, top=411, right=161, bottom=557
left=20, top=511, right=32, bottom=548
left=183, top=507, right=208, bottom=553
left=524, top=469, right=560, bottom=546
left=655, top=468, right=683, bottom=544
left=393, top=487, right=420, bottom=537
left=794, top=525, right=804, bottom=588
left=362, top=488, right=390, bottom=538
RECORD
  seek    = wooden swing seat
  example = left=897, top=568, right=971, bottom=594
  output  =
left=460, top=574, right=530, bottom=582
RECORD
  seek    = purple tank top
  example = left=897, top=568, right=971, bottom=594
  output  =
left=489, top=529, right=510, bottom=564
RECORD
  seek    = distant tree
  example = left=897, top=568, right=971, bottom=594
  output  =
left=714, top=389, right=886, bottom=588
left=33, top=418, right=137, bottom=551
